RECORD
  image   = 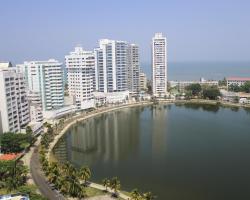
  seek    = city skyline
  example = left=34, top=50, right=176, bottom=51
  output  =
left=1, top=0, right=250, bottom=65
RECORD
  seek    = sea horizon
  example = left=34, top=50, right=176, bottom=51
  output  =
left=141, top=61, right=250, bottom=81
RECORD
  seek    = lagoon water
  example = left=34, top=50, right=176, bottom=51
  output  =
left=53, top=104, right=250, bottom=200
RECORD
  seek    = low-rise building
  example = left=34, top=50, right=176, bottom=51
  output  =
left=93, top=91, right=129, bottom=106
left=178, top=78, right=218, bottom=93
left=227, top=77, right=250, bottom=88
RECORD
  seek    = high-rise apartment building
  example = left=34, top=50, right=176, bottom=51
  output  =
left=0, top=62, right=30, bottom=133
left=152, top=33, right=167, bottom=97
left=127, top=44, right=140, bottom=94
left=17, top=59, right=64, bottom=111
left=94, top=39, right=128, bottom=93
left=65, top=47, right=95, bottom=109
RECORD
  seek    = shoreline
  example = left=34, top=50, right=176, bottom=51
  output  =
left=49, top=99, right=250, bottom=160
left=48, top=101, right=154, bottom=161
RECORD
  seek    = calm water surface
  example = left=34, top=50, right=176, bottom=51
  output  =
left=53, top=104, right=250, bottom=200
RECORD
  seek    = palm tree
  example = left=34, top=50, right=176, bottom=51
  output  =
left=68, top=176, right=82, bottom=197
left=55, top=175, right=65, bottom=190
left=42, top=159, right=49, bottom=175
left=102, top=178, right=110, bottom=192
left=48, top=166, right=59, bottom=184
left=58, top=119, right=65, bottom=130
left=78, top=166, right=91, bottom=186
left=77, top=185, right=86, bottom=199
left=130, top=189, right=142, bottom=200
left=6, top=176, right=18, bottom=191
left=143, top=192, right=156, bottom=200
left=59, top=180, right=70, bottom=195
left=110, top=177, right=121, bottom=197
left=62, top=162, right=77, bottom=177
left=26, top=126, right=33, bottom=134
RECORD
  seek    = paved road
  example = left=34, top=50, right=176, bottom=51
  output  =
left=30, top=144, right=64, bottom=200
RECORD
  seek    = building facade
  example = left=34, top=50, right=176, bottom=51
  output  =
left=227, top=77, right=250, bottom=88
left=27, top=91, right=43, bottom=122
left=127, top=44, right=140, bottom=94
left=152, top=33, right=167, bottom=97
left=0, top=62, right=30, bottom=133
left=65, top=47, right=95, bottom=110
left=178, top=78, right=219, bottom=93
left=17, top=59, right=64, bottom=111
left=139, top=71, right=147, bottom=92
left=94, top=39, right=129, bottom=93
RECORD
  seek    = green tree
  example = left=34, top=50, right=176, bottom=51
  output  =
left=26, top=126, right=33, bottom=135
left=218, top=78, right=227, bottom=86
left=78, top=166, right=91, bottom=185
left=241, top=81, right=250, bottom=93
left=18, top=185, right=47, bottom=200
left=130, top=189, right=142, bottom=200
left=0, top=160, right=28, bottom=191
left=102, top=178, right=110, bottom=191
left=47, top=162, right=60, bottom=184
left=203, top=86, right=221, bottom=100
left=110, top=177, right=121, bottom=197
left=229, top=84, right=241, bottom=92
left=143, top=192, right=156, bottom=200
left=67, top=176, right=82, bottom=197
left=0, top=132, right=33, bottom=153
left=62, top=162, right=77, bottom=177
left=185, top=83, right=202, bottom=96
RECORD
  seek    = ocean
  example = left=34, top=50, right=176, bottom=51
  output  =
left=141, top=61, right=250, bottom=81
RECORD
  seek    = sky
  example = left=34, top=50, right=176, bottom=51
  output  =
left=0, top=0, right=250, bottom=65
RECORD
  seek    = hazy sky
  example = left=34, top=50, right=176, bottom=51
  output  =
left=0, top=0, right=250, bottom=64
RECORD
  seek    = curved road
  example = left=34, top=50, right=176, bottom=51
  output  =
left=30, top=144, right=64, bottom=200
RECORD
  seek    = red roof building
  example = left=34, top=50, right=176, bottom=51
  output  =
left=0, top=153, right=21, bottom=161
left=227, top=77, right=250, bottom=81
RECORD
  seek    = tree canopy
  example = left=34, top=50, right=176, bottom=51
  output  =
left=185, top=83, right=202, bottom=96
left=203, top=86, right=221, bottom=100
left=0, top=132, right=34, bottom=153
left=229, top=81, right=250, bottom=93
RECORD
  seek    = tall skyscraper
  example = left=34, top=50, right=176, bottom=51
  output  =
left=0, top=62, right=30, bottom=133
left=65, top=47, right=95, bottom=110
left=127, top=44, right=140, bottom=94
left=94, top=39, right=128, bottom=93
left=152, top=33, right=167, bottom=97
left=17, top=59, right=64, bottom=111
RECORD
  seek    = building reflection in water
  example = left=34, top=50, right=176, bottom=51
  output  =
left=54, top=108, right=141, bottom=168
left=151, top=105, right=168, bottom=160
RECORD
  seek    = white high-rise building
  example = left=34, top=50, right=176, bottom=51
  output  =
left=94, top=39, right=128, bottom=93
left=127, top=44, right=140, bottom=94
left=65, top=47, right=95, bottom=110
left=152, top=33, right=167, bottom=97
left=0, top=62, right=30, bottom=133
left=17, top=59, right=64, bottom=111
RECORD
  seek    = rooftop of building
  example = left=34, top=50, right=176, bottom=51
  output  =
left=0, top=153, right=22, bottom=161
left=0, top=62, right=12, bottom=69
left=227, top=77, right=250, bottom=81
left=19, top=59, right=62, bottom=65
left=153, top=32, right=166, bottom=39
